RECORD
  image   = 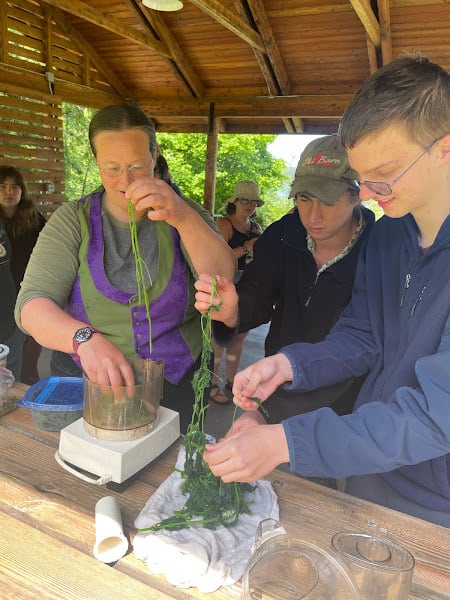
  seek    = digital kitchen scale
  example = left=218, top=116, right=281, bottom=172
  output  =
left=55, top=406, right=180, bottom=485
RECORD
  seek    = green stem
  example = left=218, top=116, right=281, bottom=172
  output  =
left=128, top=201, right=153, bottom=353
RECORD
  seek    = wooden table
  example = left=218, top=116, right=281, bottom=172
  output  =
left=1, top=383, right=449, bottom=599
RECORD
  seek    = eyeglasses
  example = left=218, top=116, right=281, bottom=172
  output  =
left=99, top=163, right=151, bottom=179
left=354, top=137, right=440, bottom=197
left=237, top=198, right=259, bottom=206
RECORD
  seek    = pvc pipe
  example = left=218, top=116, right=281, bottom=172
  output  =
left=93, top=496, right=129, bottom=563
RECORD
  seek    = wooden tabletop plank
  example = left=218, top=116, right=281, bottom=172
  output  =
left=266, top=472, right=450, bottom=598
left=0, top=512, right=176, bottom=600
left=1, top=386, right=449, bottom=600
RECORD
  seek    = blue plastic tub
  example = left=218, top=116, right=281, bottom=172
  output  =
left=18, top=376, right=84, bottom=431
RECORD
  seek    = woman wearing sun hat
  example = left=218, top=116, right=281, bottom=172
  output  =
left=210, top=180, right=264, bottom=404
left=217, top=180, right=264, bottom=271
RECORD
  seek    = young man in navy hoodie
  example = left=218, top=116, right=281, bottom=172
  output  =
left=201, top=54, right=450, bottom=528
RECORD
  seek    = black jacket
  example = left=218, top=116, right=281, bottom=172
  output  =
left=215, top=205, right=375, bottom=421
left=0, top=224, right=16, bottom=340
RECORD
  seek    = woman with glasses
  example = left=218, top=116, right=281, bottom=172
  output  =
left=15, top=103, right=234, bottom=432
left=217, top=180, right=264, bottom=272
left=210, top=181, right=263, bottom=404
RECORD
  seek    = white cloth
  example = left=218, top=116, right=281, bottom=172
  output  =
left=133, top=445, right=279, bottom=593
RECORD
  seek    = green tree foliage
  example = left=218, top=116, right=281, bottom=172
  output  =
left=62, top=104, right=99, bottom=200
left=158, top=132, right=290, bottom=225
left=62, top=103, right=291, bottom=225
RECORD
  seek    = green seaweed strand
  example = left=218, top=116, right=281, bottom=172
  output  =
left=139, top=276, right=255, bottom=533
left=188, top=275, right=221, bottom=433
left=128, top=201, right=153, bottom=352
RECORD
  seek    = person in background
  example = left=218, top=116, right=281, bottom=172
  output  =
left=0, top=222, right=25, bottom=380
left=201, top=55, right=450, bottom=528
left=209, top=180, right=263, bottom=404
left=15, top=103, right=235, bottom=432
left=0, top=166, right=46, bottom=384
left=196, top=135, right=374, bottom=434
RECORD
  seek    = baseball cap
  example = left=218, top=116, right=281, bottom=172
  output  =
left=289, top=134, right=359, bottom=204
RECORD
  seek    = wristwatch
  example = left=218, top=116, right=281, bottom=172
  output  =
left=72, top=326, right=98, bottom=354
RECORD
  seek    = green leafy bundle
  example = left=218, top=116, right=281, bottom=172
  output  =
left=140, top=276, right=255, bottom=532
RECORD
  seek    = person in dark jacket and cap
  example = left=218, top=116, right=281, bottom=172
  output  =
left=195, top=134, right=375, bottom=441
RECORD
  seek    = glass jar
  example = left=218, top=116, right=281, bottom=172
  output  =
left=241, top=519, right=359, bottom=599
left=83, top=358, right=164, bottom=440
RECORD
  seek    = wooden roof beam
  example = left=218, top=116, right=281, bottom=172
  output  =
left=232, top=0, right=282, bottom=98
left=0, top=2, right=7, bottom=63
left=190, top=0, right=265, bottom=52
left=49, top=7, right=130, bottom=98
left=266, top=4, right=352, bottom=18
left=377, top=0, right=393, bottom=65
left=136, top=1, right=205, bottom=98
left=136, top=94, right=354, bottom=119
left=246, top=0, right=290, bottom=94
left=349, top=0, right=381, bottom=47
left=39, top=0, right=171, bottom=58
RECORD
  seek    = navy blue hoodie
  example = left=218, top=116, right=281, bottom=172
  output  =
left=281, top=213, right=450, bottom=519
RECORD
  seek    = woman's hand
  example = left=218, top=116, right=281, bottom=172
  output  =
left=76, top=334, right=135, bottom=389
left=127, top=178, right=235, bottom=281
left=125, top=177, right=187, bottom=227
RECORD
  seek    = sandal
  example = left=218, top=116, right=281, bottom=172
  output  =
left=209, top=384, right=231, bottom=405
left=225, top=380, right=233, bottom=393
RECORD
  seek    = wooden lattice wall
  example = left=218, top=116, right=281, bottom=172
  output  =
left=0, top=84, right=64, bottom=217
left=0, top=0, right=121, bottom=216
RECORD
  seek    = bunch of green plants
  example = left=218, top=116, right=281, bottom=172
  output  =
left=127, top=215, right=268, bottom=532
left=140, top=276, right=256, bottom=532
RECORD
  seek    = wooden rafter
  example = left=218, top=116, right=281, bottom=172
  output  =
left=50, top=7, right=130, bottom=98
left=378, top=0, right=393, bottom=65
left=136, top=94, right=354, bottom=119
left=231, top=0, right=293, bottom=132
left=0, top=0, right=8, bottom=63
left=246, top=0, right=290, bottom=94
left=190, top=0, right=265, bottom=52
left=349, top=0, right=381, bottom=46
left=232, top=0, right=279, bottom=99
left=266, top=4, right=353, bottom=18
left=39, top=0, right=171, bottom=58
left=132, top=0, right=205, bottom=97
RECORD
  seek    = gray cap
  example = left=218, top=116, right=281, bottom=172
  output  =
left=289, top=134, right=358, bottom=204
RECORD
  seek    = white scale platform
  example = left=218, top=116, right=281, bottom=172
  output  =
left=55, top=406, right=180, bottom=485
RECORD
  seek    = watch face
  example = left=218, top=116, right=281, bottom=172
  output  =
left=75, top=327, right=93, bottom=343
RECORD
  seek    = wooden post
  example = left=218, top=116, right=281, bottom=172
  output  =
left=203, top=102, right=219, bottom=215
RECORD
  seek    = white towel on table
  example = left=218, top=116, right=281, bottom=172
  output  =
left=133, top=444, right=279, bottom=593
